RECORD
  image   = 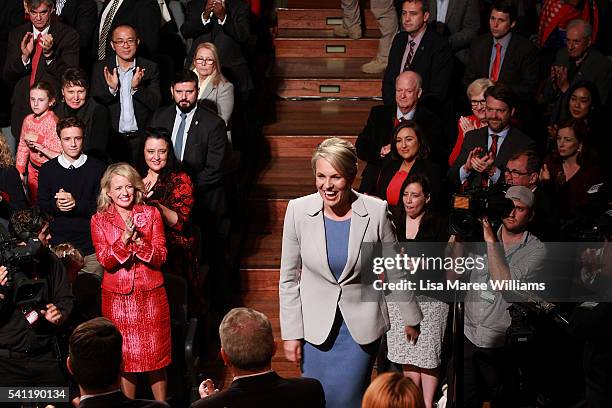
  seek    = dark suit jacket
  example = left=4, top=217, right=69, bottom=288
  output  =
left=93, top=0, right=161, bottom=61
left=383, top=27, right=453, bottom=109
left=190, top=371, right=325, bottom=408
left=0, top=0, right=24, bottom=126
left=78, top=390, right=169, bottom=408
left=91, top=55, right=161, bottom=132
left=543, top=47, right=612, bottom=108
left=3, top=20, right=79, bottom=137
left=150, top=104, right=227, bottom=228
left=464, top=32, right=539, bottom=105
left=181, top=0, right=253, bottom=98
left=356, top=104, right=444, bottom=194
left=428, top=0, right=479, bottom=54
left=0, top=166, right=28, bottom=222
left=58, top=0, right=98, bottom=52
left=375, top=156, right=442, bottom=206
left=448, top=126, right=536, bottom=189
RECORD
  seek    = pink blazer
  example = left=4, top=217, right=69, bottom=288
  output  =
left=91, top=204, right=167, bottom=294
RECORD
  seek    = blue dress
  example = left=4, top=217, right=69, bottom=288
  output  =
left=302, top=216, right=379, bottom=408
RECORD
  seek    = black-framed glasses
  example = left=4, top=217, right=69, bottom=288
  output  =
left=504, top=168, right=532, bottom=176
left=112, top=38, right=137, bottom=46
left=470, top=99, right=486, bottom=106
left=194, top=57, right=215, bottom=65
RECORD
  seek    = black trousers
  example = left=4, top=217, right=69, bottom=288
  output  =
left=463, top=336, right=508, bottom=408
left=0, top=349, right=68, bottom=407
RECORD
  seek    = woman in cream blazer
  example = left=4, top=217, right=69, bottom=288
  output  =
left=280, top=138, right=422, bottom=408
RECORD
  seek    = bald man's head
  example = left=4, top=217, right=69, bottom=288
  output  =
left=395, top=71, right=423, bottom=113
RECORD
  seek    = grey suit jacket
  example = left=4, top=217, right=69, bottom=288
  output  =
left=280, top=192, right=422, bottom=346
left=198, top=79, right=234, bottom=125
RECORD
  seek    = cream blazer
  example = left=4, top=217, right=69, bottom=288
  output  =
left=279, top=191, right=423, bottom=345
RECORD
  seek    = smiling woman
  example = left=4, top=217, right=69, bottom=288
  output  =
left=280, top=137, right=423, bottom=408
left=55, top=68, right=111, bottom=162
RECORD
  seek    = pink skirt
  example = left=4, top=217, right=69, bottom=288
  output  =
left=102, top=286, right=172, bottom=372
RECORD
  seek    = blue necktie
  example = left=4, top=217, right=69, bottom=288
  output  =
left=174, top=112, right=187, bottom=160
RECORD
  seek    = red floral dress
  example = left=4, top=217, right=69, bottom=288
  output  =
left=148, top=171, right=203, bottom=315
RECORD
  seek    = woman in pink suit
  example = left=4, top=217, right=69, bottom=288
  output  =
left=91, top=163, right=171, bottom=401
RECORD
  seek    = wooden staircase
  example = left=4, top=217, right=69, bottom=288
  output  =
left=238, top=0, right=382, bottom=379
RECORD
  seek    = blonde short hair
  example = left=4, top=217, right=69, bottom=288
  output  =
left=362, top=373, right=425, bottom=408
left=467, top=78, right=494, bottom=99
left=191, top=42, right=227, bottom=87
left=311, top=137, right=358, bottom=182
left=97, top=163, right=146, bottom=212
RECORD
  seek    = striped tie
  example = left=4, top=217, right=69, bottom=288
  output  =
left=98, top=0, right=120, bottom=61
left=403, top=40, right=416, bottom=71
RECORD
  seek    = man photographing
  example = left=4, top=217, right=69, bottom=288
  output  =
left=448, top=186, right=546, bottom=407
left=0, top=207, right=74, bottom=401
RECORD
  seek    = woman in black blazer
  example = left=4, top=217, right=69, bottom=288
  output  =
left=375, top=121, right=442, bottom=208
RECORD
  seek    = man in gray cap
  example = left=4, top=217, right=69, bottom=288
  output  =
left=449, top=185, right=547, bottom=407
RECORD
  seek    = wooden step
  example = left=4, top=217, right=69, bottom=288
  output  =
left=282, top=0, right=370, bottom=9
left=247, top=198, right=288, bottom=232
left=274, top=58, right=382, bottom=99
left=277, top=8, right=378, bottom=31
left=275, top=29, right=379, bottom=58
left=240, top=268, right=280, bottom=292
left=267, top=135, right=358, bottom=158
left=264, top=100, right=378, bottom=137
left=240, top=232, right=282, bottom=269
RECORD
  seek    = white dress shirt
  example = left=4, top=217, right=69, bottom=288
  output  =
left=171, top=106, right=197, bottom=161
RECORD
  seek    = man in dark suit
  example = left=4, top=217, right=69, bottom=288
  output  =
left=448, top=84, right=536, bottom=190
left=357, top=70, right=443, bottom=194
left=504, top=150, right=559, bottom=241
left=191, top=308, right=325, bottom=408
left=463, top=0, right=539, bottom=125
left=68, top=317, right=168, bottom=408
left=91, top=24, right=160, bottom=163
left=94, top=0, right=161, bottom=62
left=428, top=0, right=479, bottom=64
left=181, top=0, right=253, bottom=104
left=542, top=19, right=612, bottom=111
left=0, top=0, right=24, bottom=137
left=56, top=0, right=98, bottom=71
left=382, top=0, right=453, bottom=111
left=3, top=0, right=79, bottom=138
left=150, top=70, right=229, bottom=310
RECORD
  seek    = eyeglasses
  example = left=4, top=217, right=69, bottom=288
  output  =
left=112, top=39, right=137, bottom=46
left=195, top=57, right=215, bottom=65
left=470, top=99, right=486, bottom=106
left=504, top=168, right=532, bottom=176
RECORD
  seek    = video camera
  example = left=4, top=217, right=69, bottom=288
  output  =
left=449, top=183, right=515, bottom=239
left=0, top=225, right=47, bottom=307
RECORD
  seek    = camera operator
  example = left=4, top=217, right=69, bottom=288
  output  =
left=447, top=186, right=546, bottom=407
left=0, top=208, right=74, bottom=398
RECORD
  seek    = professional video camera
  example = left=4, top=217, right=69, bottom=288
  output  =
left=0, top=225, right=46, bottom=307
left=448, top=183, right=514, bottom=239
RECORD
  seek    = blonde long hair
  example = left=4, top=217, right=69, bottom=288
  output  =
left=97, top=163, right=146, bottom=212
left=191, top=42, right=227, bottom=87
left=0, top=133, right=14, bottom=168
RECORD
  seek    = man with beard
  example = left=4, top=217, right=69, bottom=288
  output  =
left=91, top=24, right=160, bottom=164
left=150, top=69, right=228, bottom=313
left=448, top=83, right=535, bottom=190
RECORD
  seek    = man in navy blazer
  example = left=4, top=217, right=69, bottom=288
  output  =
left=448, top=84, right=536, bottom=190
left=382, top=0, right=453, bottom=111
left=357, top=70, right=443, bottom=194
left=463, top=0, right=539, bottom=125
left=68, top=318, right=168, bottom=408
left=3, top=0, right=79, bottom=138
left=191, top=308, right=325, bottom=408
